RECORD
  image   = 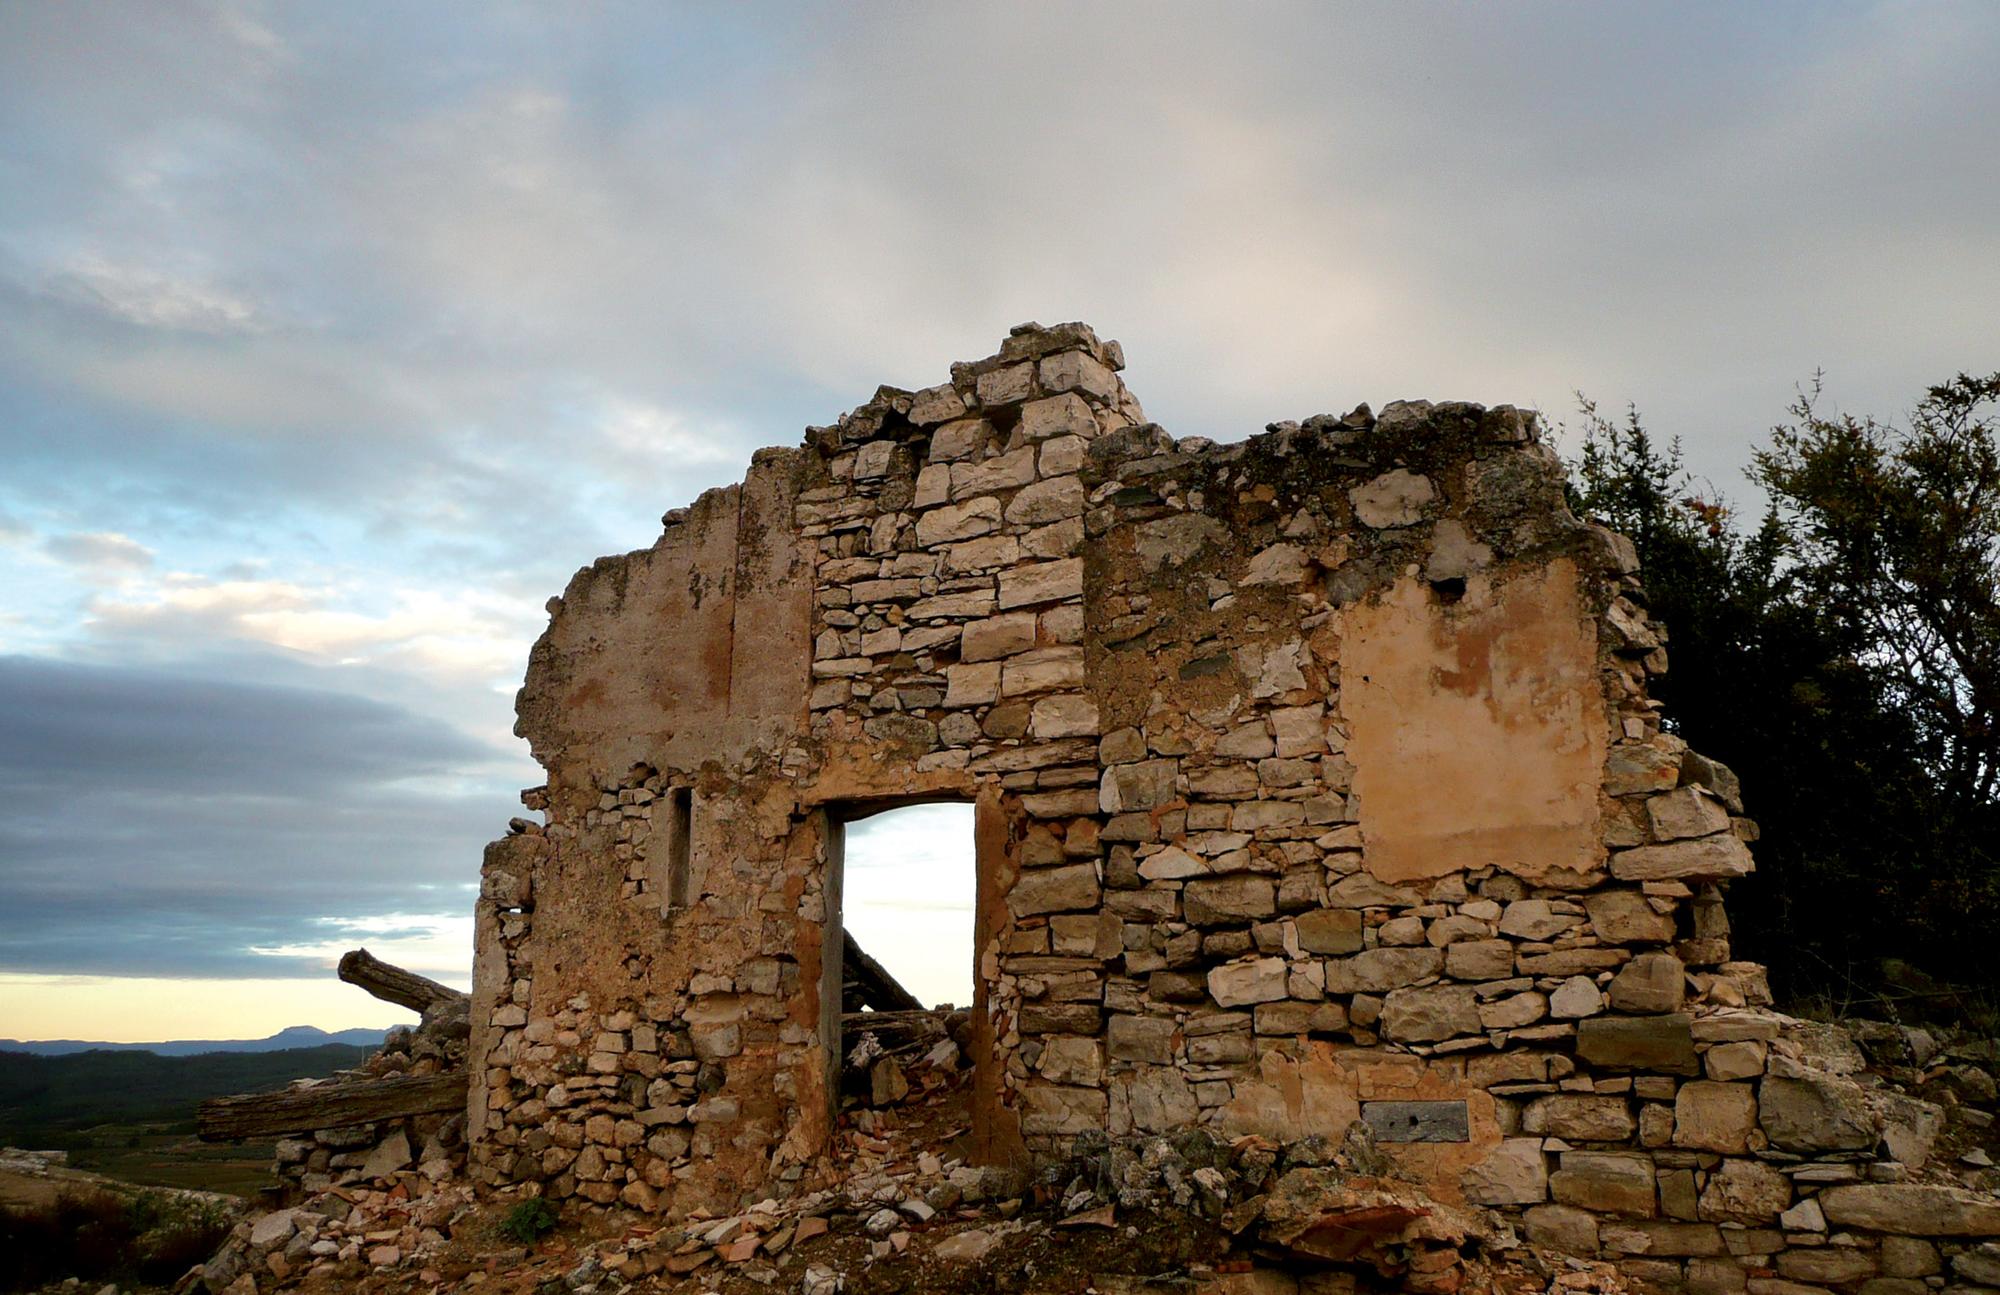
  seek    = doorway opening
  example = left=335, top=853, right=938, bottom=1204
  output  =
left=825, top=799, right=988, bottom=1161
left=842, top=802, right=976, bottom=1011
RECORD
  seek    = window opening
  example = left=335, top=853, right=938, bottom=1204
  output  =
left=665, top=786, right=692, bottom=910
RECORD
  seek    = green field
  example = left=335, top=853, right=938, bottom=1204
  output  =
left=52, top=1126, right=278, bottom=1198
left=0, top=1044, right=373, bottom=1197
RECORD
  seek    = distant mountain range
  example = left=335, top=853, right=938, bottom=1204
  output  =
left=0, top=1024, right=390, bottom=1057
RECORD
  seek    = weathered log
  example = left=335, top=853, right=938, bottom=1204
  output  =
left=337, top=948, right=466, bottom=1015
left=198, top=1071, right=465, bottom=1141
left=841, top=930, right=926, bottom=1014
left=841, top=1009, right=947, bottom=1055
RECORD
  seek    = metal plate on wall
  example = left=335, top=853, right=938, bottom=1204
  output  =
left=1361, top=1099, right=1470, bottom=1143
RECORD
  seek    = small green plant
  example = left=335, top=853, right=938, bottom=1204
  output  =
left=498, top=1197, right=559, bottom=1245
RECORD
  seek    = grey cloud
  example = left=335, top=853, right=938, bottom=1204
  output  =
left=0, top=657, right=510, bottom=977
left=42, top=530, right=153, bottom=572
left=3, top=1, right=1991, bottom=524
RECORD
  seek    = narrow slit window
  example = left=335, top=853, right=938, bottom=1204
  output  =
left=666, top=787, right=693, bottom=910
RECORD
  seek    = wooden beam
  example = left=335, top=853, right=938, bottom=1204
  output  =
left=197, top=1072, right=465, bottom=1141
left=337, top=948, right=466, bottom=1016
left=841, top=929, right=926, bottom=1013
left=841, top=1009, right=947, bottom=1055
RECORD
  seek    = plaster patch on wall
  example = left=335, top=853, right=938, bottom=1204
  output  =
left=1340, top=559, right=1605, bottom=883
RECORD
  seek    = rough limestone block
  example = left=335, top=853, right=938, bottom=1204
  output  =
left=1879, top=1237, right=1941, bottom=1277
left=1426, top=914, right=1492, bottom=946
left=1525, top=1203, right=1601, bottom=1255
left=1035, top=1037, right=1104, bottom=1086
left=1324, top=946, right=1444, bottom=994
left=1461, top=1137, right=1548, bottom=1205
left=1006, top=476, right=1086, bottom=525
left=1184, top=876, right=1276, bottom=926
left=907, top=383, right=967, bottom=427
left=1611, top=834, right=1755, bottom=881
left=1446, top=938, right=1516, bottom=980
left=1254, top=1000, right=1345, bottom=1034
left=1214, top=723, right=1275, bottom=759
left=952, top=446, right=1038, bottom=498
left=1349, top=469, right=1435, bottom=528
left=1008, top=864, right=1101, bottom=917
left=1038, top=350, right=1117, bottom=400
left=1099, top=758, right=1178, bottom=813
left=974, top=362, right=1036, bottom=406
left=1549, top=975, right=1604, bottom=1019
left=1673, top=1081, right=1758, bottom=1153
left=1137, top=846, right=1204, bottom=881
left=915, top=496, right=1003, bottom=546
left=1758, top=1074, right=1877, bottom=1153
left=1207, top=957, right=1289, bottom=1008
left=1379, top=985, right=1481, bottom=1042
left=1477, top=991, right=1547, bottom=1031
left=1817, top=1184, right=2000, bottom=1236
left=1576, top=1013, right=1698, bottom=1074
left=1269, top=705, right=1328, bottom=757
left=1608, top=950, right=1687, bottom=1013
left=1951, top=1247, right=2000, bottom=1286
left=1550, top=1151, right=1656, bottom=1217
left=997, top=559, right=1084, bottom=609
left=1601, top=1221, right=1727, bottom=1257
left=1125, top=1069, right=1200, bottom=1133
left=1524, top=1094, right=1636, bottom=1142
left=1039, top=435, right=1088, bottom=477
left=929, top=417, right=989, bottom=461
left=1874, top=1091, right=1943, bottom=1169
left=1696, top=1158, right=1791, bottom=1223
left=1000, top=647, right=1085, bottom=697
left=1647, top=788, right=1733, bottom=841
left=852, top=439, right=897, bottom=480
left=1292, top=909, right=1363, bottom=955
left=1498, top=899, right=1578, bottom=940
left=1107, top=1014, right=1176, bottom=1063
left=1017, top=393, right=1094, bottom=441
left=1019, top=1085, right=1107, bottom=1136
left=1777, top=1248, right=1877, bottom=1285
left=1585, top=889, right=1678, bottom=944
left=942, top=662, right=1001, bottom=707
left=1377, top=916, right=1427, bottom=946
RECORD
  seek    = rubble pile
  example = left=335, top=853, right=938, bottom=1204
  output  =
left=266, top=996, right=474, bottom=1200
left=194, top=1180, right=476, bottom=1295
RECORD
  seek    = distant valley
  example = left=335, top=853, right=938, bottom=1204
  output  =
left=0, top=1035, right=381, bottom=1186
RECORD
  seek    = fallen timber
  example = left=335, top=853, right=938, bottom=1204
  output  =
left=198, top=1071, right=465, bottom=1141
left=337, top=947, right=467, bottom=1016
left=840, top=929, right=926, bottom=1014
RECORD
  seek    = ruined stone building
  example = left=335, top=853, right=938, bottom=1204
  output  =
left=460, top=320, right=1900, bottom=1247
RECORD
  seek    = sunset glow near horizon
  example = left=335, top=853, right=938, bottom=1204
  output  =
left=2, top=3, right=1997, bottom=1043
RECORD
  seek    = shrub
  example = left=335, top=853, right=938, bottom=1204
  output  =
left=0, top=1187, right=234, bottom=1291
left=498, top=1196, right=559, bottom=1245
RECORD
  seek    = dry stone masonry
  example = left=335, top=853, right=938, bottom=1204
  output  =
left=455, top=322, right=2000, bottom=1291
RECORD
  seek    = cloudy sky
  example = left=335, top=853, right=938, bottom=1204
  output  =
left=1, top=2, right=1995, bottom=1041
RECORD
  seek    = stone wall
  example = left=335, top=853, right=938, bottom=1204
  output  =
left=461, top=323, right=2000, bottom=1285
